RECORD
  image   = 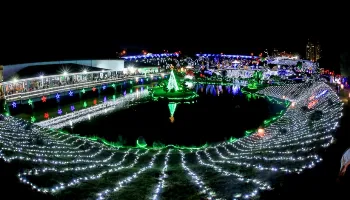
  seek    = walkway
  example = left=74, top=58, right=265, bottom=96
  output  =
left=4, top=73, right=165, bottom=102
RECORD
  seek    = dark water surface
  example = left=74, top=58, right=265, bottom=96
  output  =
left=63, top=84, right=285, bottom=146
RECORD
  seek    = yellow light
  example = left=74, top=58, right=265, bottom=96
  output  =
left=291, top=102, right=296, bottom=108
left=258, top=128, right=265, bottom=137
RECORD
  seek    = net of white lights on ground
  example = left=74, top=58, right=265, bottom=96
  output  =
left=36, top=90, right=149, bottom=129
left=0, top=82, right=343, bottom=199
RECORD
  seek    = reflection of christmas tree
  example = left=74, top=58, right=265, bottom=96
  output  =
left=168, top=103, right=177, bottom=123
left=167, top=70, right=179, bottom=91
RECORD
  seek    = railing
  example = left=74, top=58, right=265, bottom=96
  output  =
left=5, top=73, right=166, bottom=102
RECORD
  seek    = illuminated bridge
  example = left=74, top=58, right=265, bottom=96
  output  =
left=2, top=72, right=166, bottom=103
left=0, top=59, right=167, bottom=103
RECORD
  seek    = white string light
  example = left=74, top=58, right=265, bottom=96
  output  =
left=151, top=149, right=171, bottom=200
left=0, top=81, right=343, bottom=199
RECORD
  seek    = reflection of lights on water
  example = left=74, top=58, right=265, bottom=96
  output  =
left=36, top=90, right=150, bottom=128
left=184, top=75, right=193, bottom=79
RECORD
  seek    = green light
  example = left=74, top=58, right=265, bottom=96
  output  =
left=31, top=116, right=36, bottom=123
left=83, top=101, right=87, bottom=108
left=28, top=99, right=33, bottom=105
left=168, top=103, right=177, bottom=116
left=228, top=137, right=238, bottom=143
left=112, top=83, right=116, bottom=88
left=129, top=81, right=132, bottom=84
left=112, top=95, right=116, bottom=100
left=168, top=103, right=177, bottom=123
left=81, top=88, right=85, bottom=94
left=136, top=138, right=147, bottom=148
left=130, top=89, right=132, bottom=93
left=167, top=70, right=179, bottom=91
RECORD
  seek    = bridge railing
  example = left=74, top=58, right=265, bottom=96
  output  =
left=5, top=73, right=165, bottom=102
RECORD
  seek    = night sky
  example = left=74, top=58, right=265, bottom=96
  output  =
left=0, top=6, right=347, bottom=65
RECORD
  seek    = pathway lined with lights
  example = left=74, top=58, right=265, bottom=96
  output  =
left=5, top=73, right=166, bottom=102
left=0, top=81, right=343, bottom=199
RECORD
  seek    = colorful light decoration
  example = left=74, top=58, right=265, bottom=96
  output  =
left=70, top=105, right=75, bottom=112
left=12, top=102, right=16, bottom=108
left=0, top=82, right=343, bottom=199
left=83, top=101, right=87, bottom=108
left=92, top=87, right=96, bottom=92
left=68, top=90, right=73, bottom=96
left=168, top=103, right=177, bottom=123
left=112, top=83, right=116, bottom=88
left=257, top=128, right=265, bottom=137
left=93, top=99, right=97, bottom=105
left=28, top=99, right=33, bottom=106
left=167, top=70, right=179, bottom=91
left=41, top=96, right=47, bottom=102
left=55, top=93, right=60, bottom=99
left=36, top=90, right=150, bottom=129
left=57, top=109, right=62, bottom=115
left=30, top=116, right=36, bottom=123
left=102, top=85, right=106, bottom=90
left=308, top=99, right=318, bottom=109
left=44, top=112, right=49, bottom=119
left=81, top=88, right=85, bottom=94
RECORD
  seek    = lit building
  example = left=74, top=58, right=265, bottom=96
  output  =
left=306, top=39, right=321, bottom=61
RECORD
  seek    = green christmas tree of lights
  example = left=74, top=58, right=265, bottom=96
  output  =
left=167, top=70, right=179, bottom=91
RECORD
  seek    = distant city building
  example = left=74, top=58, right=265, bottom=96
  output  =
left=306, top=38, right=321, bottom=61
left=271, top=48, right=299, bottom=59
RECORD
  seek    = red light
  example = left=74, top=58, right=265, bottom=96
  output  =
left=44, top=112, right=49, bottom=119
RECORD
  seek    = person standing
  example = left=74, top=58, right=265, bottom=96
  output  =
left=339, top=148, right=350, bottom=177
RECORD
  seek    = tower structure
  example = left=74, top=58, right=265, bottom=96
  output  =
left=306, top=38, right=321, bottom=61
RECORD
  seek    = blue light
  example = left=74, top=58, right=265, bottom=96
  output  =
left=12, top=102, right=16, bottom=108
left=122, top=53, right=179, bottom=59
left=56, top=93, right=60, bottom=99
left=68, top=90, right=73, bottom=96
left=102, top=85, right=107, bottom=90
left=315, top=90, right=328, bottom=99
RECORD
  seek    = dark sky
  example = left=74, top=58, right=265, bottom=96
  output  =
left=0, top=5, right=346, bottom=65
